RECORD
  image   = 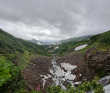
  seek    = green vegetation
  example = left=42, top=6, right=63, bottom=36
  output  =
left=42, top=45, right=56, bottom=51
left=41, top=35, right=91, bottom=56
left=89, top=30, right=110, bottom=47
left=74, top=30, right=110, bottom=54
left=0, top=55, right=44, bottom=93
left=0, top=55, right=104, bottom=93
left=0, top=29, right=51, bottom=56
left=80, top=30, right=110, bottom=78
left=51, top=35, right=91, bottom=56
left=47, top=80, right=104, bottom=93
left=0, top=29, right=51, bottom=68
left=54, top=40, right=88, bottom=56
left=1, top=29, right=109, bottom=92
left=54, top=30, right=110, bottom=56
left=55, top=30, right=110, bottom=56
left=0, top=55, right=27, bottom=93
left=60, top=35, right=91, bottom=44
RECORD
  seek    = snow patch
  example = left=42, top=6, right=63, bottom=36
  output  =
left=55, top=68, right=64, bottom=77
left=40, top=58, right=80, bottom=89
left=75, top=44, right=87, bottom=50
left=65, top=75, right=76, bottom=80
left=55, top=46, right=59, bottom=49
left=61, top=63, right=77, bottom=71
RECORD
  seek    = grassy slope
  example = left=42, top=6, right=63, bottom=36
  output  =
left=54, top=40, right=89, bottom=56
left=76, top=30, right=110, bottom=53
left=89, top=30, right=110, bottom=47
left=76, top=30, right=110, bottom=78
left=54, top=30, right=110, bottom=56
left=0, top=29, right=51, bottom=68
left=60, top=35, right=91, bottom=44
left=53, top=35, right=91, bottom=56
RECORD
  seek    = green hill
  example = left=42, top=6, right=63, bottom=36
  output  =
left=0, top=29, right=51, bottom=68
left=0, top=29, right=51, bottom=92
left=60, top=35, right=91, bottom=44
left=53, top=36, right=91, bottom=56
left=89, top=30, right=110, bottom=47
left=54, top=40, right=89, bottom=56
left=42, top=35, right=92, bottom=56
left=0, top=29, right=50, bottom=55
left=54, top=30, right=110, bottom=56
left=84, top=30, right=110, bottom=77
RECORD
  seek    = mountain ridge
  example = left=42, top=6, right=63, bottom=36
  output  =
left=28, top=39, right=46, bottom=45
left=60, top=35, right=92, bottom=44
left=0, top=28, right=51, bottom=68
left=51, top=35, right=92, bottom=45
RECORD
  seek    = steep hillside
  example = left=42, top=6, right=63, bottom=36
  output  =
left=0, top=29, right=50, bottom=55
left=54, top=40, right=89, bottom=56
left=50, top=35, right=91, bottom=56
left=60, top=35, right=91, bottom=44
left=89, top=30, right=110, bottom=46
left=53, top=30, right=110, bottom=77
left=84, top=30, right=110, bottom=77
left=0, top=29, right=52, bottom=93
left=0, top=29, right=51, bottom=68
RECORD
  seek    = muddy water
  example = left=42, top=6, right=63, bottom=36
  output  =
left=40, top=57, right=81, bottom=89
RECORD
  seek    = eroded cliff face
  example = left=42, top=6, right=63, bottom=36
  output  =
left=85, top=47, right=110, bottom=77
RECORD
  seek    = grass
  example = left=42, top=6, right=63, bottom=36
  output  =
left=54, top=40, right=89, bottom=56
left=17, top=51, right=37, bottom=69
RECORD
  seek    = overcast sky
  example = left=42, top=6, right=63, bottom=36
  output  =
left=0, top=0, right=110, bottom=42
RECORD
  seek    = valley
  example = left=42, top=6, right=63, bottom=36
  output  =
left=1, top=0, right=110, bottom=92
left=0, top=29, right=110, bottom=93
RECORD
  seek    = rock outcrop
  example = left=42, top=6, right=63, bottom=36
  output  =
left=85, top=47, right=110, bottom=75
left=98, top=75, right=110, bottom=86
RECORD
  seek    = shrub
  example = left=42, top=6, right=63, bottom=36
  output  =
left=46, top=80, right=104, bottom=93
left=0, top=55, right=26, bottom=93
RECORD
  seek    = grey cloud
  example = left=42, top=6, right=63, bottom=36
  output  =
left=0, top=0, right=110, bottom=42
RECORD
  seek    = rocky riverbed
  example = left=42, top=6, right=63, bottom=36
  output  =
left=23, top=53, right=95, bottom=93
left=22, top=44, right=110, bottom=93
left=40, top=57, right=79, bottom=89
